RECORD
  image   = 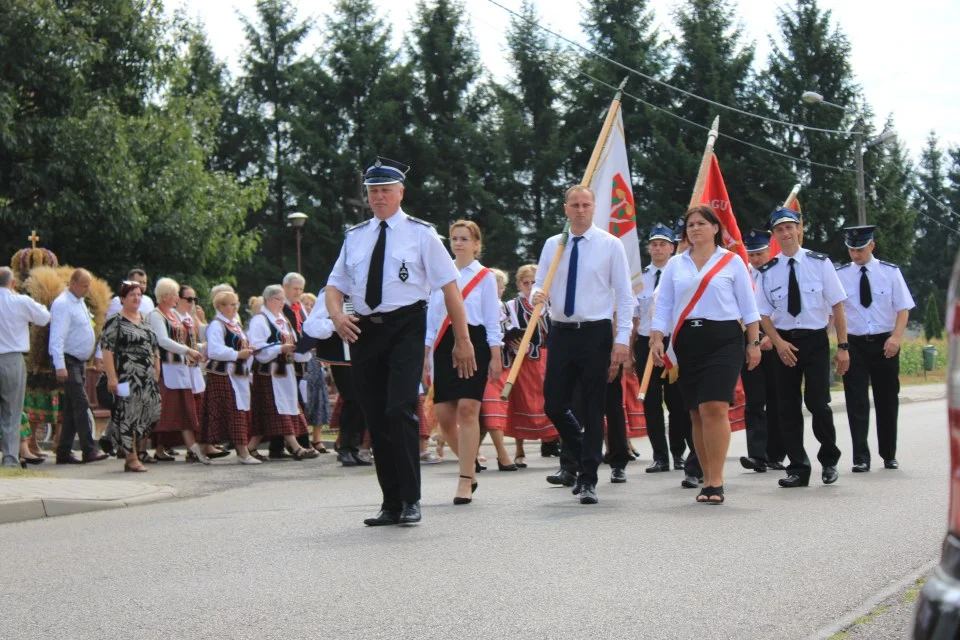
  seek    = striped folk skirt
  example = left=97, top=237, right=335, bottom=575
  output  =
left=200, top=374, right=250, bottom=446
left=251, top=375, right=307, bottom=438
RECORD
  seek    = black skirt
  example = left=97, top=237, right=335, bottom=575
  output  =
left=672, top=319, right=744, bottom=411
left=434, top=324, right=491, bottom=403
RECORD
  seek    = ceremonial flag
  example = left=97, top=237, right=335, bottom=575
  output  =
left=589, top=110, right=644, bottom=293
left=699, top=155, right=748, bottom=266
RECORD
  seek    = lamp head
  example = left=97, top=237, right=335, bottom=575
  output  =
left=287, top=212, right=308, bottom=228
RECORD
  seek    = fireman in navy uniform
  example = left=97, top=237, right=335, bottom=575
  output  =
left=836, top=225, right=915, bottom=471
left=632, top=222, right=692, bottom=473
left=739, top=229, right=786, bottom=472
left=756, top=208, right=850, bottom=488
left=326, top=157, right=475, bottom=527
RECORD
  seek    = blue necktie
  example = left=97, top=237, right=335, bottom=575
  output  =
left=564, top=236, right=584, bottom=317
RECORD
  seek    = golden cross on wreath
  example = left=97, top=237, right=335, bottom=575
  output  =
left=27, top=230, right=39, bottom=249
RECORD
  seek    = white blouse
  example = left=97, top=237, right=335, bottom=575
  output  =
left=424, top=260, right=503, bottom=348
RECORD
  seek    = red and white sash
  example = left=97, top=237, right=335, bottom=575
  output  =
left=663, top=250, right=736, bottom=370
left=432, top=267, right=491, bottom=351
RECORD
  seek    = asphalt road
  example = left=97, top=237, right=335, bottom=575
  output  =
left=1, top=400, right=947, bottom=640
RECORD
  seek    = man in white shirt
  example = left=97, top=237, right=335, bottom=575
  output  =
left=49, top=269, right=107, bottom=464
left=0, top=267, right=51, bottom=467
left=532, top=185, right=635, bottom=505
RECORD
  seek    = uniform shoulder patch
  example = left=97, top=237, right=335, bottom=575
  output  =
left=345, top=219, right=371, bottom=233
left=406, top=215, right=434, bottom=228
left=642, top=265, right=650, bottom=273
left=806, top=250, right=829, bottom=261
left=879, top=260, right=899, bottom=268
left=836, top=262, right=852, bottom=270
left=757, top=256, right=779, bottom=273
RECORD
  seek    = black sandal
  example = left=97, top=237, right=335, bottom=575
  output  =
left=311, top=442, right=328, bottom=454
left=706, top=485, right=725, bottom=505
left=696, top=487, right=711, bottom=503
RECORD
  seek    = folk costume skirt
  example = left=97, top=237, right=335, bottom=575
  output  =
left=672, top=319, right=744, bottom=411
left=504, top=350, right=558, bottom=441
left=251, top=374, right=305, bottom=438
left=201, top=374, right=250, bottom=446
left=433, top=324, right=491, bottom=404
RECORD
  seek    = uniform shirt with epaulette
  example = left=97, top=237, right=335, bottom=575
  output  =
left=835, top=257, right=915, bottom=335
left=756, top=248, right=848, bottom=330
left=327, top=209, right=459, bottom=316
left=633, top=263, right=667, bottom=336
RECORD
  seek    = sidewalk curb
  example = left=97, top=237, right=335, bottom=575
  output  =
left=0, top=485, right=178, bottom=525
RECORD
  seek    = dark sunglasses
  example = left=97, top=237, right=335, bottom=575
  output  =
left=182, top=296, right=197, bottom=303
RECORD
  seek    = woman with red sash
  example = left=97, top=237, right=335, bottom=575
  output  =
left=504, top=264, right=558, bottom=465
left=478, top=268, right=518, bottom=471
left=651, top=205, right=761, bottom=505
left=424, top=220, right=502, bottom=505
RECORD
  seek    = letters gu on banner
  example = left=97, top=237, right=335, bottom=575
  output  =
left=589, top=110, right=644, bottom=294
left=699, top=154, right=749, bottom=266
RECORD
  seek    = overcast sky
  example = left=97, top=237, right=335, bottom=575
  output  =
left=167, top=0, right=960, bottom=164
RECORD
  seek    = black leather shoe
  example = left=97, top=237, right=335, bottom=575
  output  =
left=681, top=474, right=703, bottom=488
left=579, top=485, right=598, bottom=504
left=82, top=452, right=108, bottom=463
left=98, top=437, right=116, bottom=457
left=822, top=466, right=839, bottom=484
left=55, top=454, right=82, bottom=465
left=269, top=451, right=293, bottom=460
left=475, top=460, right=487, bottom=473
left=338, top=451, right=358, bottom=467
left=546, top=469, right=577, bottom=487
left=645, top=460, right=670, bottom=473
left=353, top=453, right=372, bottom=466
left=206, top=449, right=231, bottom=459
left=766, top=460, right=786, bottom=471
left=363, top=509, right=400, bottom=527
left=851, top=462, right=870, bottom=473
left=739, top=456, right=767, bottom=472
left=399, top=501, right=421, bottom=525
left=778, top=474, right=809, bottom=488
left=610, top=468, right=626, bottom=483
left=497, top=461, right=519, bottom=471
left=884, top=459, right=899, bottom=470
left=673, top=455, right=686, bottom=470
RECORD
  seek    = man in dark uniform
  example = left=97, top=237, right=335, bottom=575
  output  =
left=326, top=156, right=475, bottom=526
left=836, top=226, right=915, bottom=471
left=739, top=230, right=786, bottom=472
left=756, top=208, right=849, bottom=488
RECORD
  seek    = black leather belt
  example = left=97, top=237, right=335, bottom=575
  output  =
left=850, top=332, right=891, bottom=343
left=550, top=319, right=612, bottom=330
left=778, top=328, right=827, bottom=339
left=359, top=300, right=426, bottom=325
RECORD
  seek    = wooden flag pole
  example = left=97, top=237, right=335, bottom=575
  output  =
left=501, top=78, right=628, bottom=401
left=782, top=183, right=803, bottom=244
left=637, top=116, right=721, bottom=401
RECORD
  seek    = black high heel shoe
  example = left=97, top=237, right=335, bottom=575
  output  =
left=475, top=460, right=486, bottom=473
left=498, top=461, right=519, bottom=471
left=454, top=475, right=477, bottom=505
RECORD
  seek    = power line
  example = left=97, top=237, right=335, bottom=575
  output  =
left=484, top=0, right=857, bottom=138
left=868, top=172, right=960, bottom=236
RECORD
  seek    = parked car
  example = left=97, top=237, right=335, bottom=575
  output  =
left=913, top=253, right=960, bottom=638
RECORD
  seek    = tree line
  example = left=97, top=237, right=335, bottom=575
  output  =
left=2, top=0, right=958, bottom=317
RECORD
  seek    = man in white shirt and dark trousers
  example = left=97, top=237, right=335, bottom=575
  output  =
left=326, top=156, right=475, bottom=527
left=836, top=226, right=915, bottom=472
left=0, top=267, right=51, bottom=468
left=757, top=208, right=850, bottom=488
left=533, top=185, right=635, bottom=504
left=49, top=269, right=107, bottom=464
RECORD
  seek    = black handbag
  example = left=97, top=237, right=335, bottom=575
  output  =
left=96, top=372, right=114, bottom=411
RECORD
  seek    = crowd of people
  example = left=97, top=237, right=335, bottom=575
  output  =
left=0, top=154, right=916, bottom=527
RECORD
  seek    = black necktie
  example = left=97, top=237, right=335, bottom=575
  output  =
left=365, top=220, right=388, bottom=310
left=787, top=258, right=801, bottom=317
left=860, top=266, right=872, bottom=308
left=654, top=269, right=661, bottom=290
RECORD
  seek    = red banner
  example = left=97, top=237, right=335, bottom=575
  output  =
left=700, top=155, right=748, bottom=266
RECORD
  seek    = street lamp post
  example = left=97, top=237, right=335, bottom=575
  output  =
left=801, top=91, right=896, bottom=226
left=288, top=212, right=308, bottom=273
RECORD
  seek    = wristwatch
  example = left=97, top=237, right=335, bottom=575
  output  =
left=749, top=339, right=761, bottom=347
left=837, top=343, right=850, bottom=350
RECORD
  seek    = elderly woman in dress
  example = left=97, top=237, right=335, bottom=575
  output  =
left=147, top=277, right=211, bottom=464
left=101, top=282, right=162, bottom=472
left=247, top=284, right=318, bottom=460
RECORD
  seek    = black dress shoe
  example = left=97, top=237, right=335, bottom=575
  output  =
left=673, top=455, right=686, bottom=470
left=766, top=460, right=786, bottom=471
left=475, top=460, right=487, bottom=473
left=338, top=451, right=358, bottom=467
left=822, top=466, right=839, bottom=484
left=681, top=474, right=703, bottom=488
left=579, top=485, right=598, bottom=504
left=546, top=469, right=577, bottom=487
left=778, top=474, right=809, bottom=488
left=739, top=456, right=767, bottom=473
left=55, top=455, right=82, bottom=465
left=645, top=460, right=670, bottom=473
left=884, top=459, right=899, bottom=470
left=82, top=452, right=108, bottom=463
left=21, top=455, right=44, bottom=465
left=498, top=461, right=519, bottom=471
left=540, top=440, right=561, bottom=457
left=363, top=509, right=400, bottom=527
left=610, top=468, right=626, bottom=483
left=851, top=462, right=870, bottom=473
left=269, top=451, right=293, bottom=460
left=206, top=449, right=231, bottom=459
left=399, top=502, right=421, bottom=525
left=353, top=454, right=372, bottom=467
left=98, top=437, right=116, bottom=457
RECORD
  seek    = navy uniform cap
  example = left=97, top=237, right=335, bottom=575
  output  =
left=768, top=207, right=801, bottom=229
left=672, top=216, right=685, bottom=237
left=744, top=229, right=771, bottom=252
left=844, top=225, right=876, bottom=249
left=648, top=222, right=677, bottom=243
left=363, top=156, right=410, bottom=185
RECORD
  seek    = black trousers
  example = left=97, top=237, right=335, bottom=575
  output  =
left=685, top=448, right=703, bottom=479
left=572, top=365, right=631, bottom=471
left=331, top=364, right=364, bottom=454
left=633, top=337, right=690, bottom=463
left=773, top=329, right=841, bottom=480
left=543, top=322, right=612, bottom=487
left=740, top=342, right=785, bottom=463
left=351, top=309, right=426, bottom=510
left=58, top=356, right=96, bottom=457
left=843, top=333, right=900, bottom=465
